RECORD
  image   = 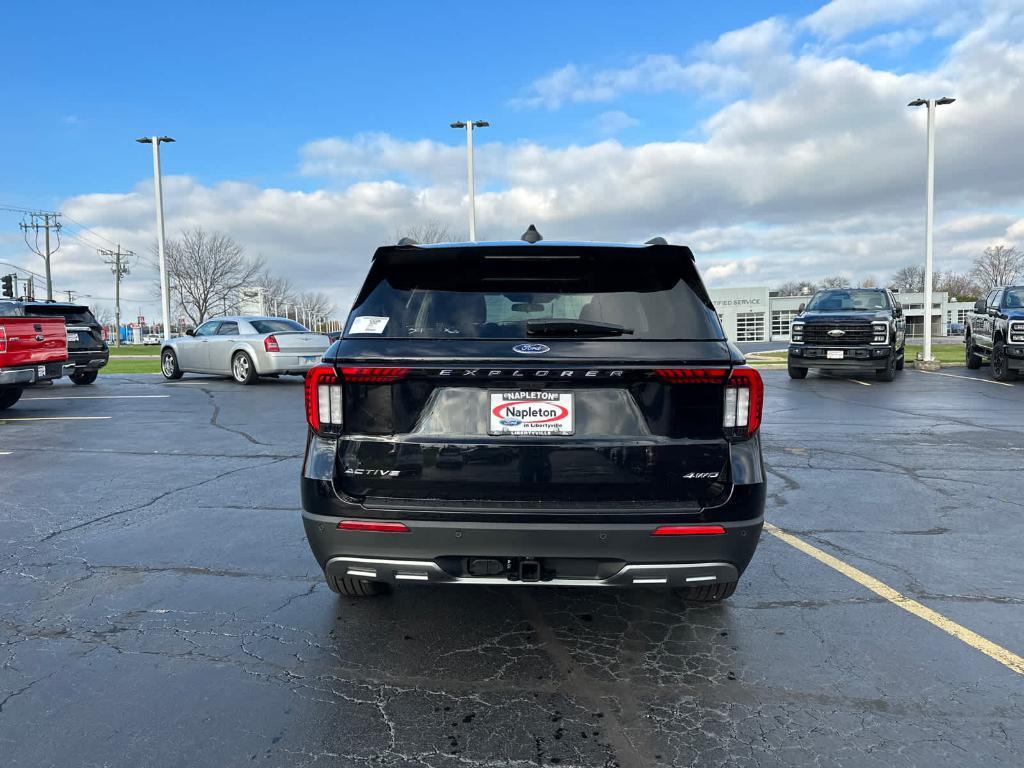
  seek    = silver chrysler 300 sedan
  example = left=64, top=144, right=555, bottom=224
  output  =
left=160, top=316, right=332, bottom=384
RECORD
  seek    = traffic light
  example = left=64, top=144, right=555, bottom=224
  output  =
left=1, top=274, right=15, bottom=298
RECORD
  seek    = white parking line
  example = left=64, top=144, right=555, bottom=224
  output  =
left=913, top=370, right=1014, bottom=387
left=849, top=379, right=872, bottom=387
left=0, top=451, right=12, bottom=455
left=0, top=416, right=112, bottom=421
left=21, top=395, right=171, bottom=400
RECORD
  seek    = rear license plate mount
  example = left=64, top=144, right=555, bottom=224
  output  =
left=489, top=391, right=574, bottom=436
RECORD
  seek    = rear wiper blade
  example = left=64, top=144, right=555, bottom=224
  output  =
left=526, top=319, right=634, bottom=336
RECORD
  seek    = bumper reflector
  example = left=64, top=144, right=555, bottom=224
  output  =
left=652, top=524, right=726, bottom=536
left=338, top=520, right=410, bottom=533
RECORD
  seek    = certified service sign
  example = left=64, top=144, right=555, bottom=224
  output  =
left=489, top=391, right=574, bottom=436
left=512, top=343, right=550, bottom=354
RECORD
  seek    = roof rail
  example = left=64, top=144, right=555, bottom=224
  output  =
left=645, top=237, right=668, bottom=245
left=396, top=237, right=419, bottom=246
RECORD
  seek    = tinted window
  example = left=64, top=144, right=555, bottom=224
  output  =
left=806, top=289, right=890, bottom=311
left=217, top=321, right=239, bottom=335
left=249, top=319, right=308, bottom=333
left=24, top=305, right=98, bottom=325
left=194, top=321, right=220, bottom=337
left=1004, top=288, right=1024, bottom=308
left=0, top=301, right=23, bottom=317
left=345, top=248, right=723, bottom=340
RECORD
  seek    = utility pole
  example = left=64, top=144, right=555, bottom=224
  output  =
left=19, top=211, right=62, bottom=301
left=99, top=246, right=133, bottom=347
left=63, top=290, right=76, bottom=302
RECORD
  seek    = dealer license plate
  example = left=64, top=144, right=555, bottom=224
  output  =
left=489, top=391, right=574, bottom=436
left=66, top=332, right=79, bottom=342
left=826, top=350, right=844, bottom=360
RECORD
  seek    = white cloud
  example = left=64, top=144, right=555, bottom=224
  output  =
left=593, top=110, right=639, bottom=135
left=801, top=0, right=941, bottom=40
left=5, top=2, right=1022, bottom=318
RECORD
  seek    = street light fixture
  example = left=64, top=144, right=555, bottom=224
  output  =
left=137, top=136, right=176, bottom=340
left=907, top=98, right=955, bottom=365
left=450, top=120, right=489, bottom=241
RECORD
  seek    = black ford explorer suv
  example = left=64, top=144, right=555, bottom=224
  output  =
left=21, top=301, right=109, bottom=384
left=788, top=288, right=906, bottom=381
left=965, top=285, right=1024, bottom=381
left=300, top=233, right=765, bottom=601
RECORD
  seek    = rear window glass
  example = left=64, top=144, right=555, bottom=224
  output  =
left=345, top=248, right=723, bottom=340
left=24, top=305, right=98, bottom=325
left=249, top=319, right=308, bottom=333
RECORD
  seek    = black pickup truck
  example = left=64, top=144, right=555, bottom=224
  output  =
left=964, top=286, right=1024, bottom=381
left=300, top=234, right=766, bottom=601
left=788, top=288, right=906, bottom=381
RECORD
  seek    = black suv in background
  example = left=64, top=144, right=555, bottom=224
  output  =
left=300, top=233, right=766, bottom=602
left=21, top=302, right=109, bottom=384
left=788, top=288, right=906, bottom=381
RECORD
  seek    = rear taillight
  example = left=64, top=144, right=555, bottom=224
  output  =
left=340, top=367, right=410, bottom=383
left=0, top=327, right=6, bottom=354
left=304, top=363, right=342, bottom=436
left=653, top=524, right=726, bottom=536
left=264, top=335, right=280, bottom=352
left=338, top=520, right=410, bottom=533
left=654, top=368, right=728, bottom=384
left=723, top=366, right=763, bottom=439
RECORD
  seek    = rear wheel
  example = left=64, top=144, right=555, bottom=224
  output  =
left=965, top=337, right=983, bottom=369
left=325, top=573, right=390, bottom=597
left=69, top=370, right=98, bottom=385
left=0, top=387, right=23, bottom=410
left=231, top=351, right=258, bottom=385
left=161, top=349, right=183, bottom=380
left=992, top=340, right=1017, bottom=382
left=676, top=581, right=737, bottom=602
left=787, top=364, right=808, bottom=379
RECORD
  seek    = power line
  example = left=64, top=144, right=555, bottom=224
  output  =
left=19, top=211, right=61, bottom=301
left=99, top=245, right=133, bottom=347
left=61, top=213, right=120, bottom=248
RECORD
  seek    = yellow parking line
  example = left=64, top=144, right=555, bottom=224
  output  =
left=0, top=416, right=111, bottom=421
left=914, top=370, right=1013, bottom=387
left=764, top=522, right=1024, bottom=676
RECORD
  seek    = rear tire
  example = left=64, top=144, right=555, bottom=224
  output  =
left=965, top=338, right=982, bottom=369
left=0, top=387, right=23, bottom=410
left=325, top=573, right=390, bottom=597
left=161, top=349, right=183, bottom=380
left=69, top=370, right=98, bottom=385
left=231, top=351, right=258, bottom=385
left=787, top=365, right=808, bottom=379
left=992, top=340, right=1017, bottom=382
left=676, top=581, right=737, bottom=602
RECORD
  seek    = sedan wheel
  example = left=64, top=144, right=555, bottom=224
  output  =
left=161, top=349, right=183, bottom=380
left=231, top=351, right=258, bottom=385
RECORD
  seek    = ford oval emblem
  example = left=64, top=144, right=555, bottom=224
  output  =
left=513, top=343, right=550, bottom=354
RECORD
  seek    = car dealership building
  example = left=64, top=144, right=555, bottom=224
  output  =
left=708, top=287, right=975, bottom=343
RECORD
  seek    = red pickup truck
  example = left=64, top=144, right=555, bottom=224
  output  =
left=1, top=302, right=70, bottom=410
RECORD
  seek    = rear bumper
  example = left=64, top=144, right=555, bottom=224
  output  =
left=263, top=352, right=323, bottom=375
left=1, top=361, right=73, bottom=386
left=788, top=345, right=892, bottom=369
left=68, top=349, right=109, bottom=371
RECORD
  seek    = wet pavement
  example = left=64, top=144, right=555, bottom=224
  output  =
left=1, top=369, right=1022, bottom=767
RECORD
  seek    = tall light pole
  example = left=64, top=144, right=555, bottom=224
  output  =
left=907, top=97, right=955, bottom=364
left=137, top=136, right=175, bottom=340
left=450, top=120, right=489, bottom=241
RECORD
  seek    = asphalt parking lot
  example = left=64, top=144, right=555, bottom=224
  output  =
left=1, top=367, right=1022, bottom=767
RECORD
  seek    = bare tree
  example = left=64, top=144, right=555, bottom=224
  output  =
left=776, top=280, right=818, bottom=296
left=936, top=271, right=980, bottom=300
left=820, top=275, right=851, bottom=289
left=295, top=291, right=336, bottom=327
left=388, top=218, right=464, bottom=245
left=158, top=228, right=264, bottom=326
left=971, top=245, right=1024, bottom=290
left=256, top=272, right=297, bottom=315
left=90, top=302, right=113, bottom=326
left=890, top=264, right=926, bottom=292
left=858, top=275, right=879, bottom=288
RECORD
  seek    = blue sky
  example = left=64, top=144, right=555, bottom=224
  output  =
left=1, top=0, right=1021, bottom=316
